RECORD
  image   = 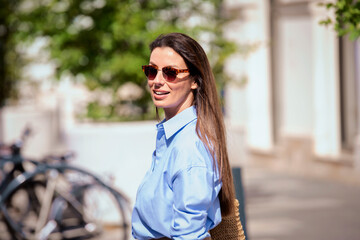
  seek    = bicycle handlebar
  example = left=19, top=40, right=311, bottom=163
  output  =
left=14, top=126, right=32, bottom=152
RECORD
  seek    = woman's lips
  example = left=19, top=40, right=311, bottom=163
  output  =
left=153, top=90, right=170, bottom=100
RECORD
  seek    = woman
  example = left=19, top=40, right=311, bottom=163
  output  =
left=132, top=33, right=235, bottom=240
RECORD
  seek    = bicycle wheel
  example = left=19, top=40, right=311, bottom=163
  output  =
left=1, top=164, right=131, bottom=240
left=1, top=180, right=46, bottom=239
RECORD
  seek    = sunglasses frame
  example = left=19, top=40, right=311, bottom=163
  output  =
left=142, top=65, right=189, bottom=81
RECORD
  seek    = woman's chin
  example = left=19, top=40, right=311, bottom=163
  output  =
left=152, top=98, right=168, bottom=108
left=153, top=101, right=165, bottom=109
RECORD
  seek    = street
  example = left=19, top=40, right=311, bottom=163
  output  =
left=243, top=166, right=360, bottom=240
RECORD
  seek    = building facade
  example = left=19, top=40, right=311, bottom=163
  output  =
left=224, top=0, right=360, bottom=178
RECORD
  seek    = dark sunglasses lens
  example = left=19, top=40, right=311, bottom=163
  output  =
left=144, top=66, right=157, bottom=80
left=163, top=67, right=177, bottom=81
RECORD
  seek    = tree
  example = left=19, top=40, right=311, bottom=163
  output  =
left=0, top=0, right=22, bottom=108
left=0, top=0, right=26, bottom=140
left=3, top=0, right=236, bottom=121
left=319, top=0, right=360, bottom=40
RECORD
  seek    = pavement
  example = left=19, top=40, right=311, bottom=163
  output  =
left=242, top=166, right=360, bottom=240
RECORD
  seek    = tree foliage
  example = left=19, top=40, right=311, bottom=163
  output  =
left=319, top=0, right=360, bottom=40
left=1, top=0, right=236, bottom=121
left=0, top=1, right=24, bottom=107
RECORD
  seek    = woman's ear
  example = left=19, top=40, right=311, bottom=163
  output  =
left=191, top=80, right=198, bottom=90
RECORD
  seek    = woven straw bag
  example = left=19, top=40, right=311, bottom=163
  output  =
left=209, top=199, right=246, bottom=240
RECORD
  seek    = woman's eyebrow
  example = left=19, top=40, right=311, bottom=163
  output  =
left=167, top=65, right=181, bottom=68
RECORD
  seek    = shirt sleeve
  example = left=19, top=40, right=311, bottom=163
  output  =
left=170, top=166, right=214, bottom=240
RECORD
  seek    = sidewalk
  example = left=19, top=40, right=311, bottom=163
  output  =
left=242, top=166, right=360, bottom=240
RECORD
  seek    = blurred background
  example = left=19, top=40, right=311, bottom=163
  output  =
left=1, top=0, right=360, bottom=239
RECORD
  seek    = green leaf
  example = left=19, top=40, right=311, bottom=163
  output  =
left=320, top=0, right=360, bottom=41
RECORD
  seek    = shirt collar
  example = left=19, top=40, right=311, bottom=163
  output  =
left=157, top=106, right=197, bottom=139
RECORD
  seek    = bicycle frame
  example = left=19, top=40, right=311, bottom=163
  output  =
left=0, top=162, right=130, bottom=239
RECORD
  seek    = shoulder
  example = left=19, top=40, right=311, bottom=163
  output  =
left=169, top=120, right=214, bottom=172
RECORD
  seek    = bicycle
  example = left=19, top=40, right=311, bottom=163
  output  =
left=0, top=127, right=43, bottom=239
left=0, top=128, right=131, bottom=240
left=0, top=127, right=37, bottom=193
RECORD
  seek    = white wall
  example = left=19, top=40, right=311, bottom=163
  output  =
left=223, top=0, right=350, bottom=160
left=274, top=13, right=314, bottom=137
left=2, top=107, right=247, bottom=206
left=310, top=1, right=342, bottom=157
left=2, top=106, right=59, bottom=159
left=63, top=121, right=156, bottom=207
left=1, top=101, right=157, bottom=206
left=224, top=0, right=274, bottom=152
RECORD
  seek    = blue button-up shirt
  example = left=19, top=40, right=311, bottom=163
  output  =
left=131, top=106, right=222, bottom=240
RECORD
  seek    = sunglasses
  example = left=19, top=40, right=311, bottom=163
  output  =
left=142, top=65, right=189, bottom=82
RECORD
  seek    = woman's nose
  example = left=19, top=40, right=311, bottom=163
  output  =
left=153, top=70, right=165, bottom=85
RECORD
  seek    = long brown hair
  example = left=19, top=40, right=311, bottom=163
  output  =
left=149, top=32, right=235, bottom=216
